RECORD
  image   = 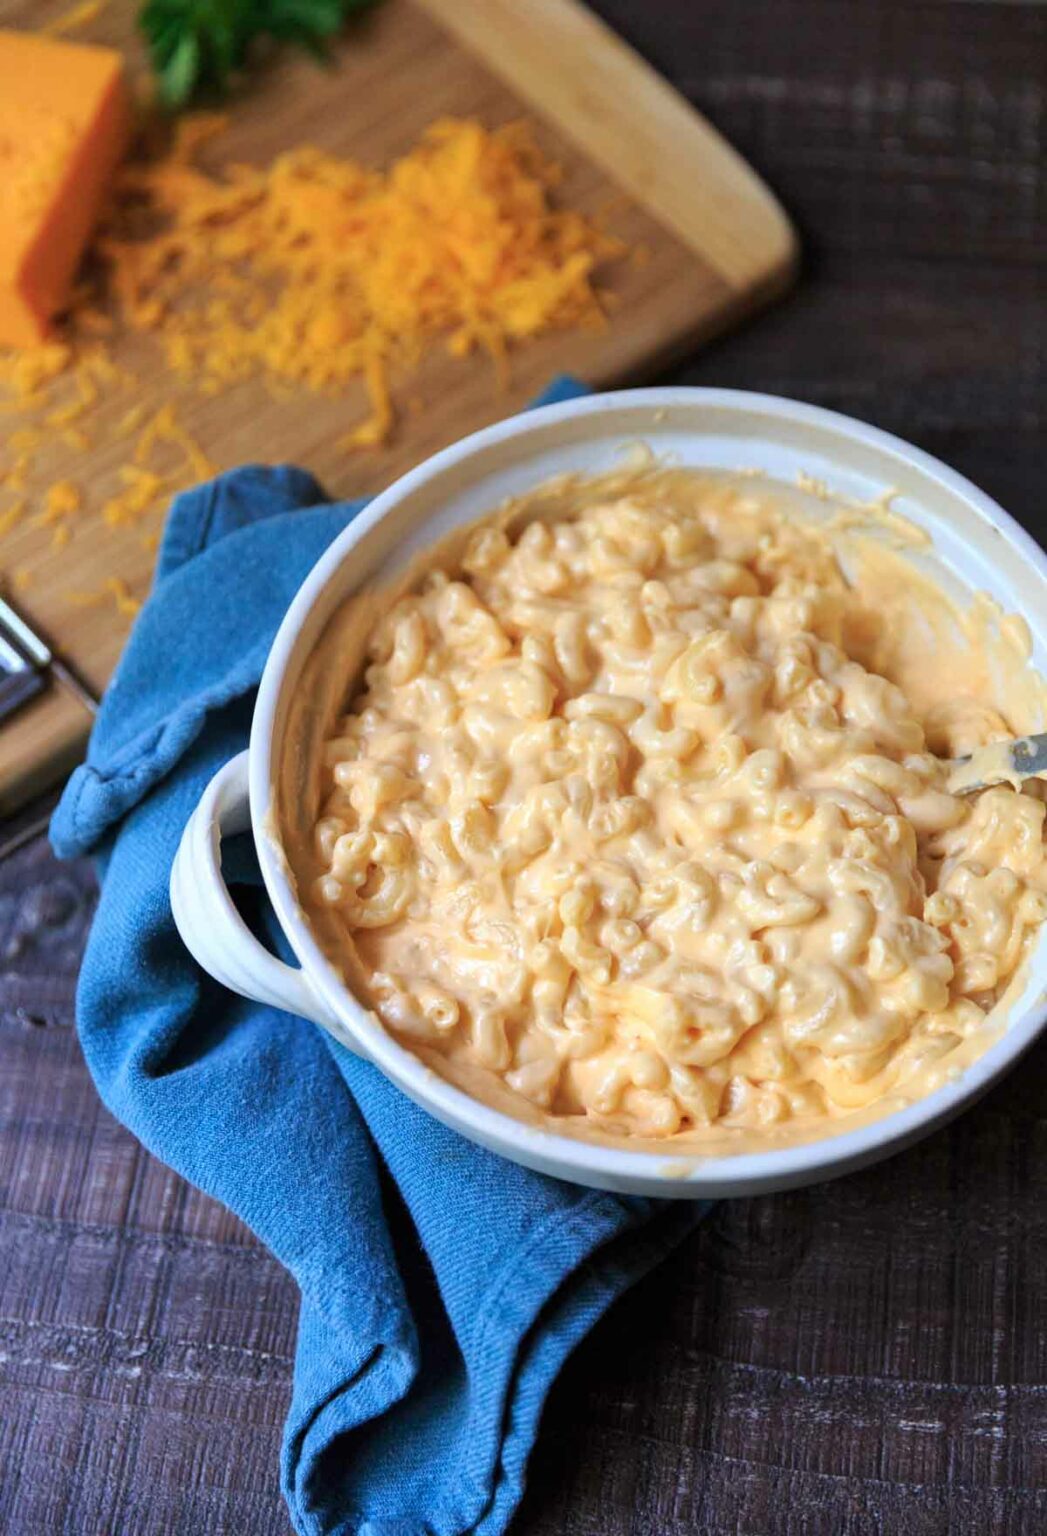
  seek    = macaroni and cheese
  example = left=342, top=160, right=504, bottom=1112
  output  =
left=289, top=467, right=1047, bottom=1145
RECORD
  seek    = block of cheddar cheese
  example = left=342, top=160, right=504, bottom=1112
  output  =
left=0, top=29, right=130, bottom=349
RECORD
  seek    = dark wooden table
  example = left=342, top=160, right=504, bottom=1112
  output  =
left=3, top=2, right=1047, bottom=1531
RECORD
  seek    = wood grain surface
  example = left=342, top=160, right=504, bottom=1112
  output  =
left=3, top=1, right=1047, bottom=1532
left=0, top=0, right=793, bottom=810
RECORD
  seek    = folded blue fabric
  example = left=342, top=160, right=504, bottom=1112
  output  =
left=51, top=380, right=707, bottom=1536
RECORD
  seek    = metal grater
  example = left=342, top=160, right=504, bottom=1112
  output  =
left=0, top=594, right=99, bottom=724
left=0, top=596, right=51, bottom=722
left=0, top=595, right=100, bottom=859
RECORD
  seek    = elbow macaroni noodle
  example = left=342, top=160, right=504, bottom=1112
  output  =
left=297, top=468, right=1047, bottom=1144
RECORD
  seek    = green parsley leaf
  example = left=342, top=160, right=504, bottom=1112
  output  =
left=139, top=0, right=379, bottom=109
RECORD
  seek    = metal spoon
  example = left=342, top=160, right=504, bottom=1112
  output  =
left=947, top=733, right=1047, bottom=795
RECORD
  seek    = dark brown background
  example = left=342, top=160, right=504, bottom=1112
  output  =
left=3, top=1, right=1047, bottom=1531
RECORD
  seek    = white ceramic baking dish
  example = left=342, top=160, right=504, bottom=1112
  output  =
left=170, top=388, right=1047, bottom=1197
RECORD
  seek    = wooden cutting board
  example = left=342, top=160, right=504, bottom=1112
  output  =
left=0, top=0, right=797, bottom=813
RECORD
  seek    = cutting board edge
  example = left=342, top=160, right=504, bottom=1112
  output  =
left=415, top=0, right=800, bottom=299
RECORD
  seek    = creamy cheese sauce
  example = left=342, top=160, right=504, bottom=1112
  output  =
left=281, top=466, right=1047, bottom=1150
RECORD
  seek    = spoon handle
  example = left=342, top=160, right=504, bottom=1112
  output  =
left=947, top=732, right=1047, bottom=795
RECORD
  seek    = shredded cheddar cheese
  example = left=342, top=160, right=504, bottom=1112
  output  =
left=102, top=466, right=167, bottom=530
left=133, top=404, right=216, bottom=480
left=68, top=573, right=141, bottom=617
left=0, top=112, right=625, bottom=619
left=101, top=114, right=622, bottom=445
left=115, top=403, right=147, bottom=437
left=34, top=477, right=82, bottom=549
left=0, top=498, right=26, bottom=537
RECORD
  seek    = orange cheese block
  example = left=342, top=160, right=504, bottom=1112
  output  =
left=0, top=29, right=130, bottom=349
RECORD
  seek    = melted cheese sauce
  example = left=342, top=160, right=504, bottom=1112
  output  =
left=283, top=466, right=1047, bottom=1148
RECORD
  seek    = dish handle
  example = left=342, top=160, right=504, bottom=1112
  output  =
left=170, top=750, right=365, bottom=1053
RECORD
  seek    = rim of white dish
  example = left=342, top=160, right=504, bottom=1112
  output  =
left=248, top=387, right=1047, bottom=1191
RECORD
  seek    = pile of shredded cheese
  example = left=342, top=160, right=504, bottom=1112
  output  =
left=106, top=113, right=621, bottom=442
left=0, top=114, right=624, bottom=615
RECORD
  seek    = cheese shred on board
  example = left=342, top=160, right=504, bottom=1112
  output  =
left=105, top=113, right=621, bottom=441
left=0, top=113, right=624, bottom=611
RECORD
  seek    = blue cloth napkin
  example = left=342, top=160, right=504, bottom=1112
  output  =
left=51, top=380, right=707, bottom=1536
